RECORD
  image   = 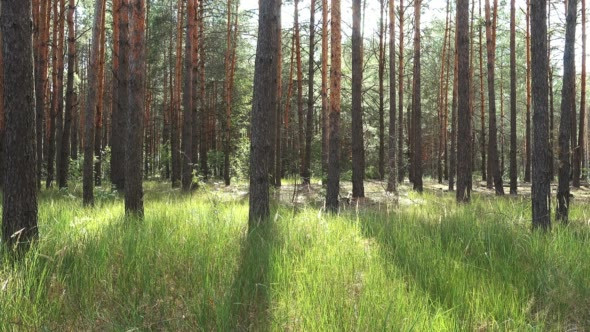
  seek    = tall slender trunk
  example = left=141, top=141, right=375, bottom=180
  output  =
left=303, top=0, right=316, bottom=186
left=457, top=0, right=472, bottom=202
left=295, top=0, right=305, bottom=180
left=531, top=0, right=551, bottom=229
left=351, top=0, right=365, bottom=198
left=412, top=0, right=422, bottom=192
left=35, top=0, right=50, bottom=189
left=181, top=0, right=195, bottom=192
left=83, top=0, right=105, bottom=206
left=171, top=0, right=184, bottom=188
left=274, top=5, right=283, bottom=186
left=378, top=0, right=386, bottom=180
left=437, top=0, right=450, bottom=184
left=0, top=9, right=4, bottom=189
left=321, top=0, right=329, bottom=174
left=509, top=0, right=517, bottom=194
left=54, top=0, right=66, bottom=189
left=557, top=0, right=577, bottom=223
left=478, top=0, right=486, bottom=183
left=525, top=0, right=531, bottom=182
left=326, top=0, right=342, bottom=211
left=248, top=0, right=280, bottom=226
left=94, top=1, right=107, bottom=186
left=449, top=12, right=458, bottom=192
left=574, top=0, right=586, bottom=187
left=198, top=0, right=208, bottom=180
left=126, top=0, right=146, bottom=216
left=397, top=0, right=404, bottom=183
left=386, top=0, right=397, bottom=193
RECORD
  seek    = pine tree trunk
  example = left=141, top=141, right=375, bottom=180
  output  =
left=94, top=2, right=107, bottom=186
left=574, top=0, right=586, bottom=187
left=326, top=0, right=342, bottom=211
left=351, top=0, right=365, bottom=198
left=321, top=0, right=329, bottom=175
left=59, top=0, right=76, bottom=188
left=112, top=0, right=129, bottom=190
left=35, top=0, right=50, bottom=189
left=181, top=0, right=195, bottom=192
left=412, top=0, right=423, bottom=192
left=397, top=0, right=404, bottom=183
left=249, top=0, right=280, bottom=226
left=557, top=0, right=577, bottom=224
left=83, top=0, right=105, bottom=206
left=386, top=0, right=397, bottom=193
left=449, top=13, right=458, bottom=192
left=295, top=0, right=305, bottom=181
left=303, top=0, right=316, bottom=186
left=456, top=0, right=472, bottom=202
left=54, top=0, right=66, bottom=189
left=274, top=6, right=283, bottom=187
left=509, top=0, right=518, bottom=194
left=198, top=0, right=208, bottom=180
left=171, top=0, right=184, bottom=188
left=0, top=11, right=4, bottom=189
left=525, top=1, right=531, bottom=183
left=1, top=0, right=39, bottom=248
left=378, top=0, right=385, bottom=181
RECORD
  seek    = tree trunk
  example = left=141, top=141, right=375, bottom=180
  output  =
left=302, top=0, right=316, bottom=186
left=295, top=0, right=305, bottom=181
left=198, top=0, right=208, bottom=180
left=35, top=0, right=50, bottom=189
left=274, top=5, right=283, bottom=187
left=509, top=0, right=517, bottom=194
left=171, top=0, right=184, bottom=188
left=412, top=0, right=422, bottom=192
left=457, top=0, right=472, bottom=202
left=59, top=0, right=76, bottom=188
left=1, top=0, right=38, bottom=248
left=437, top=0, right=450, bottom=184
left=557, top=0, right=577, bottom=224
left=351, top=0, right=365, bottom=198
left=574, top=0, right=586, bottom=187
left=525, top=1, right=531, bottom=183
left=397, top=0, right=404, bottom=183
left=112, top=0, right=129, bottom=190
left=54, top=0, right=66, bottom=189
left=94, top=1, right=107, bottom=186
left=485, top=0, right=504, bottom=195
left=386, top=0, right=397, bottom=193
left=326, top=0, right=342, bottom=211
left=249, top=0, right=280, bottom=226
left=478, top=0, right=486, bottom=183
left=321, top=0, right=329, bottom=175
left=126, top=0, right=146, bottom=216
left=449, top=12, right=458, bottom=192
left=531, top=0, right=551, bottom=229
left=0, top=9, right=4, bottom=189
left=83, top=0, right=105, bottom=206
left=378, top=0, right=385, bottom=181
left=181, top=0, right=195, bottom=192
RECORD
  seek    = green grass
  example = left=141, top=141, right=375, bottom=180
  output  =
left=1, top=182, right=590, bottom=330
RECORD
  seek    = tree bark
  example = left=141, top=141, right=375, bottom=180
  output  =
left=126, top=0, right=146, bottom=216
left=59, top=0, right=76, bottom=188
left=295, top=0, right=305, bottom=181
left=509, top=0, right=517, bottom=195
left=351, top=0, right=365, bottom=198
left=326, top=0, right=342, bottom=211
left=412, top=0, right=422, bottom=192
left=397, top=0, right=404, bottom=183
left=378, top=0, right=385, bottom=181
left=94, top=1, right=107, bottom=186
left=557, top=0, right=577, bottom=224
left=181, top=0, right=195, bottom=192
left=249, top=0, right=280, bottom=226
left=1, top=0, right=38, bottom=248
left=456, top=0, right=472, bottom=202
left=171, top=0, right=184, bottom=188
left=525, top=1, right=531, bottom=183
left=302, top=0, right=316, bottom=186
left=478, top=0, right=486, bottom=183
left=321, top=0, right=329, bottom=175
left=386, top=0, right=397, bottom=193
left=574, top=0, right=586, bottom=187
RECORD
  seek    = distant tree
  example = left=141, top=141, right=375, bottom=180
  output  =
left=249, top=0, right=280, bottom=226
left=557, top=0, right=577, bottom=224
left=1, top=0, right=39, bottom=248
left=412, top=0, right=423, bottom=192
left=83, top=0, right=105, bottom=206
left=386, top=0, right=397, bottom=193
left=326, top=0, right=342, bottom=211
left=351, top=0, right=365, bottom=198
left=456, top=0, right=472, bottom=202
left=126, top=0, right=146, bottom=216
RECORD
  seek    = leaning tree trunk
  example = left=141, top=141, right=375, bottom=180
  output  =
left=126, top=0, right=146, bottom=216
left=351, top=0, right=365, bottom=198
left=1, top=0, right=39, bottom=248
left=386, top=0, right=397, bottom=193
left=83, top=0, right=105, bottom=206
left=248, top=0, right=280, bottom=226
left=326, top=0, right=342, bottom=211
left=457, top=0, right=472, bottom=202
left=557, top=0, right=577, bottom=224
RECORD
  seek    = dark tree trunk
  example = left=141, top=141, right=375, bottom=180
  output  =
left=378, top=0, right=385, bottom=181
left=574, top=0, right=586, bottom=187
left=449, top=14, right=458, bottom=192
left=351, top=0, right=365, bottom=198
left=321, top=0, right=329, bottom=174
left=53, top=0, right=66, bottom=189
left=0, top=10, right=3, bottom=189
left=59, top=0, right=77, bottom=188
left=125, top=0, right=146, bottom=216
left=509, top=0, right=517, bottom=195
left=295, top=0, right=305, bottom=181
left=531, top=0, right=551, bottom=229
left=397, top=0, right=404, bottom=183
left=35, top=0, right=50, bottom=190
left=83, top=0, right=105, bottom=206
left=485, top=0, right=504, bottom=195
left=525, top=1, right=531, bottom=183
left=557, top=0, right=577, bottom=224
left=386, top=0, right=397, bottom=193
left=456, top=0, right=472, bottom=202
left=198, top=0, right=208, bottom=180
left=412, top=0, right=423, bottom=192
left=94, top=2, right=107, bottom=186
left=249, top=0, right=280, bottom=226
left=112, top=0, right=129, bottom=190
left=171, top=0, right=183, bottom=188
left=302, top=0, right=315, bottom=186
left=181, top=0, right=194, bottom=192
left=478, top=0, right=486, bottom=183
left=326, top=0, right=342, bottom=211
left=1, top=0, right=38, bottom=248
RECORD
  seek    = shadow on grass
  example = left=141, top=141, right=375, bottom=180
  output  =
left=225, top=222, right=275, bottom=331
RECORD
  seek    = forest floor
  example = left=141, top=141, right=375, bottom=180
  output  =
left=1, top=180, right=590, bottom=330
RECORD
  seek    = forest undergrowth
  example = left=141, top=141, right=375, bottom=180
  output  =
left=1, top=181, right=589, bottom=331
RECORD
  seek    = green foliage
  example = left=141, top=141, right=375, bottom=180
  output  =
left=1, top=183, right=590, bottom=330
